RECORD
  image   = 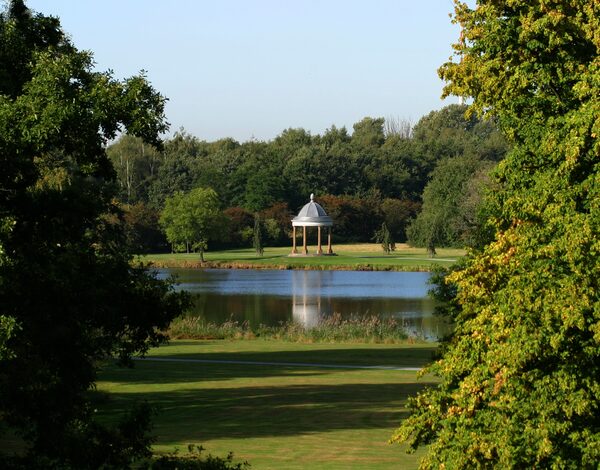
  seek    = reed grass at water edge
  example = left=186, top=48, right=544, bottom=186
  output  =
left=167, top=313, right=425, bottom=344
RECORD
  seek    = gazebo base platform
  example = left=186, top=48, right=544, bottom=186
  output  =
left=288, top=253, right=337, bottom=257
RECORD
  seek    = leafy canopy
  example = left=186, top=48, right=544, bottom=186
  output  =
left=407, top=155, right=495, bottom=249
left=0, top=1, right=187, bottom=467
left=160, top=187, right=227, bottom=259
left=393, top=1, right=600, bottom=468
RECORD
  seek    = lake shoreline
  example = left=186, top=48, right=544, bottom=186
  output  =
left=140, top=244, right=463, bottom=272
left=154, top=268, right=449, bottom=340
left=167, top=314, right=432, bottom=343
left=146, top=259, right=434, bottom=272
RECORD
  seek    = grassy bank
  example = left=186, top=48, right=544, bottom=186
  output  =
left=96, top=339, right=438, bottom=469
left=168, top=315, right=422, bottom=343
left=140, top=243, right=464, bottom=271
left=97, top=340, right=433, bottom=469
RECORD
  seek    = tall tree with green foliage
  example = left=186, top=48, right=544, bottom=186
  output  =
left=253, top=214, right=264, bottom=256
left=147, top=130, right=206, bottom=208
left=0, top=1, right=188, bottom=467
left=160, top=187, right=226, bottom=261
left=407, top=155, right=494, bottom=249
left=380, top=198, right=420, bottom=243
left=393, top=1, right=600, bottom=468
left=374, top=222, right=394, bottom=254
left=107, top=134, right=162, bottom=204
left=351, top=117, right=385, bottom=149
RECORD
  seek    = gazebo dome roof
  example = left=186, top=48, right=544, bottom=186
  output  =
left=292, top=194, right=333, bottom=227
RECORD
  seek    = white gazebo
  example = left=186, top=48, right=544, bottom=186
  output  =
left=290, top=194, right=334, bottom=256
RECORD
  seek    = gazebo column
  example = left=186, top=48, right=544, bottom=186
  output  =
left=291, top=226, right=297, bottom=254
left=327, top=227, right=333, bottom=254
left=302, top=226, right=308, bottom=254
left=317, top=227, right=323, bottom=254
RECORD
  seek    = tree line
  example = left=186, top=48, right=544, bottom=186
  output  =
left=108, top=105, right=508, bottom=253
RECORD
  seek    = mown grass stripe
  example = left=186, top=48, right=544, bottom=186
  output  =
left=135, top=356, right=422, bottom=371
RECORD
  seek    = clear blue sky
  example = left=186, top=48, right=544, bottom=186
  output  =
left=27, top=0, right=461, bottom=142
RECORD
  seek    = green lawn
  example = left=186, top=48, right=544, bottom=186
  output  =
left=140, top=243, right=464, bottom=271
left=97, top=339, right=438, bottom=469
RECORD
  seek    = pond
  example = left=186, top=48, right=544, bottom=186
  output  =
left=156, top=268, right=452, bottom=340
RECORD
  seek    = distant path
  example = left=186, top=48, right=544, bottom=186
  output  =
left=136, top=356, right=422, bottom=371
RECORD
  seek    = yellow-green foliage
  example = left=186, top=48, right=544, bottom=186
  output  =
left=393, top=1, right=600, bottom=468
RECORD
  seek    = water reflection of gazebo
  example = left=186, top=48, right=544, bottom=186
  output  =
left=290, top=194, right=334, bottom=256
left=291, top=270, right=332, bottom=327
